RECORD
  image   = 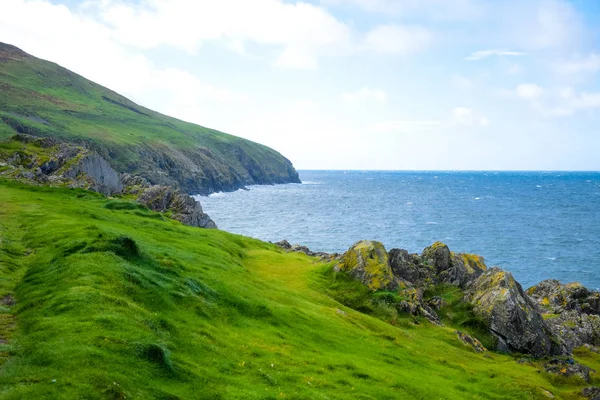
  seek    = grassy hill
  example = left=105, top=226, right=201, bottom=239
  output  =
left=0, top=179, right=598, bottom=399
left=0, top=43, right=300, bottom=195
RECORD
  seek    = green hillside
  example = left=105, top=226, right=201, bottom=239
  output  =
left=0, top=43, right=300, bottom=194
left=0, top=179, right=597, bottom=399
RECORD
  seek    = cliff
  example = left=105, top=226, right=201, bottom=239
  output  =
left=0, top=42, right=300, bottom=194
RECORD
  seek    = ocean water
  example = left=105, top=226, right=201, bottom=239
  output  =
left=197, top=170, right=600, bottom=290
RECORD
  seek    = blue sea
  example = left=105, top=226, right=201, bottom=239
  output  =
left=197, top=171, right=600, bottom=290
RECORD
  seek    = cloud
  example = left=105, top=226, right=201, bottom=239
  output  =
left=341, top=87, right=387, bottom=103
left=465, top=49, right=526, bottom=61
left=370, top=120, right=441, bottom=133
left=362, top=25, right=433, bottom=55
left=0, top=0, right=245, bottom=125
left=556, top=53, right=600, bottom=74
left=516, top=84, right=544, bottom=100
left=451, top=108, right=490, bottom=127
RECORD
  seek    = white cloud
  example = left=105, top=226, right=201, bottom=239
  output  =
left=370, top=120, right=441, bottom=133
left=362, top=25, right=433, bottom=55
left=341, top=87, right=387, bottom=103
left=451, top=107, right=490, bottom=127
left=516, top=84, right=544, bottom=100
left=0, top=0, right=244, bottom=124
left=465, top=49, right=526, bottom=61
left=556, top=53, right=600, bottom=74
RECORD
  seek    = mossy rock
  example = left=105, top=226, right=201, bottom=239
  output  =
left=337, top=240, right=396, bottom=291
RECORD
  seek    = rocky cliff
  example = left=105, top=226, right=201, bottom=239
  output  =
left=0, top=134, right=216, bottom=229
left=0, top=42, right=300, bottom=195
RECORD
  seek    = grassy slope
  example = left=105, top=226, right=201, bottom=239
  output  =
left=0, top=181, right=597, bottom=399
left=0, top=43, right=298, bottom=192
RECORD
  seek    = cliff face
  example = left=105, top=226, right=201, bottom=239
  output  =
left=0, top=42, right=300, bottom=194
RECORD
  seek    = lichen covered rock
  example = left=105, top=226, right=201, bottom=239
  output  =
left=337, top=240, right=396, bottom=291
left=465, top=267, right=565, bottom=357
left=388, top=248, right=434, bottom=287
left=528, top=279, right=600, bottom=316
left=421, top=242, right=486, bottom=287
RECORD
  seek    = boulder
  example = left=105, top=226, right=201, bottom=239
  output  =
left=138, top=186, right=217, bottom=229
left=544, top=358, right=594, bottom=383
left=527, top=280, right=600, bottom=316
left=336, top=240, right=397, bottom=291
left=527, top=280, right=600, bottom=352
left=544, top=311, right=600, bottom=353
left=388, top=249, right=434, bottom=287
left=465, top=267, right=565, bottom=357
left=582, top=387, right=600, bottom=400
left=456, top=330, right=487, bottom=353
left=421, top=242, right=486, bottom=287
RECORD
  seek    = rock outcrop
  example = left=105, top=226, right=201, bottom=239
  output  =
left=274, top=240, right=337, bottom=261
left=464, top=268, right=565, bottom=357
left=336, top=240, right=397, bottom=291
left=421, top=242, right=487, bottom=287
left=137, top=185, right=217, bottom=229
left=528, top=280, right=600, bottom=352
left=0, top=134, right=122, bottom=195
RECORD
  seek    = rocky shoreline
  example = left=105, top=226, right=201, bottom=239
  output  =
left=276, top=238, right=600, bottom=382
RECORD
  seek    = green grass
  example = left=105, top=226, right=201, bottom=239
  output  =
left=0, top=179, right=597, bottom=399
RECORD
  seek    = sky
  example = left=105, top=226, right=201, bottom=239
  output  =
left=2, top=0, right=600, bottom=170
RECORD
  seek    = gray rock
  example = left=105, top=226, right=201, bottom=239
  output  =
left=137, top=185, right=217, bottom=229
left=465, top=267, right=565, bottom=357
left=63, top=152, right=123, bottom=195
left=582, top=386, right=600, bottom=400
left=456, top=330, right=487, bottom=353
left=388, top=248, right=434, bottom=287
left=527, top=279, right=600, bottom=316
left=544, top=358, right=594, bottom=383
left=274, top=240, right=292, bottom=250
left=544, top=311, right=600, bottom=353
left=421, top=242, right=486, bottom=287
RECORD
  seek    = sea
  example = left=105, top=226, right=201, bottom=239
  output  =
left=196, top=170, right=600, bottom=291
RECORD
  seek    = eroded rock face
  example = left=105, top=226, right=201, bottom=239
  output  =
left=528, top=280, right=600, bottom=316
left=336, top=240, right=397, bottom=291
left=528, top=280, right=600, bottom=352
left=465, top=267, right=565, bottom=357
left=138, top=185, right=217, bottom=229
left=389, top=249, right=434, bottom=287
left=63, top=152, right=123, bottom=195
left=421, top=242, right=487, bottom=287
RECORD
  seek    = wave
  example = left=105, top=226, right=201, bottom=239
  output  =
left=302, top=181, right=322, bottom=185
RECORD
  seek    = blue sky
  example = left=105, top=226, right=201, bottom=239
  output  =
left=2, top=0, right=600, bottom=170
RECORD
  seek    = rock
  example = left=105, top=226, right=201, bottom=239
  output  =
left=582, top=386, right=600, bottom=400
left=527, top=279, right=600, bottom=316
left=544, top=358, right=594, bottom=383
left=138, top=186, right=217, bottom=229
left=544, top=311, right=600, bottom=353
left=274, top=240, right=292, bottom=250
left=291, top=244, right=314, bottom=256
left=63, top=152, right=123, bottom=195
left=421, top=242, right=486, bottom=287
left=120, top=173, right=151, bottom=195
left=396, top=285, right=441, bottom=325
left=427, top=296, right=447, bottom=310
left=527, top=280, right=600, bottom=352
left=336, top=240, right=397, bottom=291
left=388, top=248, right=434, bottom=287
left=456, top=330, right=487, bottom=353
left=465, top=267, right=565, bottom=357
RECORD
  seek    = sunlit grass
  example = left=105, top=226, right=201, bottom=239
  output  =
left=0, top=179, right=597, bottom=399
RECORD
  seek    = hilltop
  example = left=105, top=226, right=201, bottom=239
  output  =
left=0, top=43, right=300, bottom=195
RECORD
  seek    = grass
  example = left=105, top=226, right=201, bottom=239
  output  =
left=0, top=179, right=598, bottom=399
